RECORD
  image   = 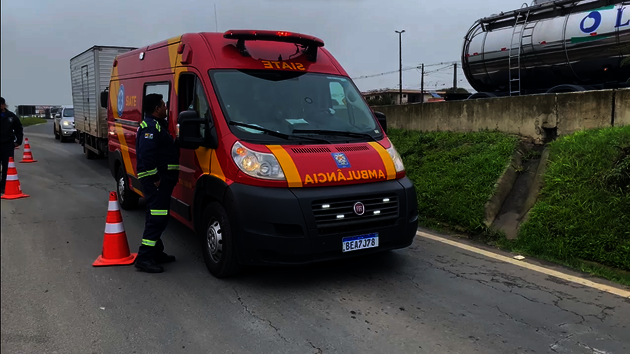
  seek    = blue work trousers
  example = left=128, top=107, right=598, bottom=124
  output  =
left=137, top=174, right=177, bottom=262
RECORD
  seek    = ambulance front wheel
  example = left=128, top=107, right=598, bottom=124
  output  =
left=201, top=202, right=240, bottom=278
left=117, top=168, right=139, bottom=210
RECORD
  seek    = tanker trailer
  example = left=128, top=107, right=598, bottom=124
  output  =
left=462, top=0, right=630, bottom=99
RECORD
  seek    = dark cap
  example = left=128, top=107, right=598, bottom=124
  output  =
left=0, top=97, right=5, bottom=105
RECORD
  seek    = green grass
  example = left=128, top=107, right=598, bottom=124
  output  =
left=389, top=126, right=630, bottom=286
left=512, top=126, right=630, bottom=274
left=20, top=117, right=47, bottom=127
left=388, top=128, right=519, bottom=233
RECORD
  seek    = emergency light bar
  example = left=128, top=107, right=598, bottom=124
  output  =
left=223, top=30, right=325, bottom=62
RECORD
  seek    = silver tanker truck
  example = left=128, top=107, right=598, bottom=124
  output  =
left=462, top=0, right=630, bottom=98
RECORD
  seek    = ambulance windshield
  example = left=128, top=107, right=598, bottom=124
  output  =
left=210, top=70, right=383, bottom=143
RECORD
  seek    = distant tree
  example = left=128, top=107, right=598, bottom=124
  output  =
left=366, top=95, right=395, bottom=106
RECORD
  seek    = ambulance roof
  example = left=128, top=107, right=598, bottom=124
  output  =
left=115, top=30, right=348, bottom=78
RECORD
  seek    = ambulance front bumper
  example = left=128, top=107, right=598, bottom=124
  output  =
left=223, top=177, right=419, bottom=266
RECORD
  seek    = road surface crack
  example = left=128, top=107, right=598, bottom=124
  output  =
left=307, top=340, right=323, bottom=354
left=434, top=264, right=612, bottom=326
left=578, top=341, right=611, bottom=354
left=233, top=288, right=289, bottom=343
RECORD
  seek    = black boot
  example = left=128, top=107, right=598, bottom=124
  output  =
left=155, top=253, right=176, bottom=264
left=135, top=259, right=164, bottom=273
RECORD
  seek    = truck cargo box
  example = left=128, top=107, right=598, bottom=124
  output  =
left=70, top=46, right=136, bottom=139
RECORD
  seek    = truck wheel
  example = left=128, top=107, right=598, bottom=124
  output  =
left=117, top=168, right=139, bottom=210
left=545, top=84, right=586, bottom=94
left=84, top=144, right=97, bottom=160
left=54, top=126, right=60, bottom=140
left=201, top=202, right=240, bottom=278
left=466, top=92, right=497, bottom=100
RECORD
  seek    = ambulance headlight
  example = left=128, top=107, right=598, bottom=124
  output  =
left=386, top=139, right=405, bottom=173
left=232, top=141, right=286, bottom=180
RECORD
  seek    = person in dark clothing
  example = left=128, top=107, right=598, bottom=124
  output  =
left=1, top=97, right=23, bottom=195
left=134, top=93, right=180, bottom=273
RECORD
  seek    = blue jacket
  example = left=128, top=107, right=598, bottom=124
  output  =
left=135, top=115, right=180, bottom=183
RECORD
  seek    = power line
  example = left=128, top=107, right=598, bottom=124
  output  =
left=351, top=61, right=460, bottom=80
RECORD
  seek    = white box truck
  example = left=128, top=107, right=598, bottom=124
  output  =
left=70, top=46, right=136, bottom=159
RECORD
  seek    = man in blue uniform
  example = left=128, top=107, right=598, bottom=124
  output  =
left=1, top=97, right=23, bottom=196
left=134, top=93, right=180, bottom=273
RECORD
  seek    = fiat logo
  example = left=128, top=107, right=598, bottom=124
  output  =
left=353, top=202, right=365, bottom=216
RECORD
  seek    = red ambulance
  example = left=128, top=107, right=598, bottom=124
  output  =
left=104, top=30, right=418, bottom=277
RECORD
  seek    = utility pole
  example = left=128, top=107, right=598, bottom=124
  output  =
left=420, top=64, right=425, bottom=103
left=395, top=30, right=405, bottom=105
left=453, top=63, right=458, bottom=91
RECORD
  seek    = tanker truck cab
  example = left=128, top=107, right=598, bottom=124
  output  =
left=107, top=30, right=419, bottom=278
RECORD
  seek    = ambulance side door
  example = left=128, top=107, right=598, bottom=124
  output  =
left=172, top=69, right=214, bottom=220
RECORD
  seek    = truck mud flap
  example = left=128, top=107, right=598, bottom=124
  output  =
left=85, top=144, right=102, bottom=155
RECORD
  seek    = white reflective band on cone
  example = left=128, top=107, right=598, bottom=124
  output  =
left=104, top=222, right=125, bottom=234
left=8, top=162, right=15, bottom=168
left=108, top=201, right=120, bottom=211
left=7, top=174, right=19, bottom=181
left=24, top=149, right=31, bottom=152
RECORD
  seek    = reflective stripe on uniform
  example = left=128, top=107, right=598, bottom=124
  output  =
left=167, top=164, right=180, bottom=170
left=104, top=222, right=125, bottom=234
left=140, top=121, right=148, bottom=129
left=155, top=123, right=161, bottom=132
left=150, top=209, right=168, bottom=216
left=137, top=168, right=157, bottom=178
left=142, top=239, right=157, bottom=246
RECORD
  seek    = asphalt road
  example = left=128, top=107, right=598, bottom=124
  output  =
left=2, top=120, right=629, bottom=354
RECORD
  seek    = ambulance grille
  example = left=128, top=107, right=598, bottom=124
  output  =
left=311, top=194, right=399, bottom=235
left=335, top=145, right=370, bottom=152
left=291, top=147, right=331, bottom=154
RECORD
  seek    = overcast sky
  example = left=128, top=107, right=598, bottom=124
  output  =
left=1, top=0, right=523, bottom=107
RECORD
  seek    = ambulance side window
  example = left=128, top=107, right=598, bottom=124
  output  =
left=194, top=79, right=212, bottom=122
left=145, top=82, right=171, bottom=117
left=329, top=82, right=350, bottom=124
left=178, top=73, right=212, bottom=123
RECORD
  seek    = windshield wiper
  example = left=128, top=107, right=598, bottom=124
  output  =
left=291, top=129, right=376, bottom=141
left=228, top=121, right=330, bottom=143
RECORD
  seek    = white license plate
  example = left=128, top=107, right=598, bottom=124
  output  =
left=342, top=233, right=379, bottom=253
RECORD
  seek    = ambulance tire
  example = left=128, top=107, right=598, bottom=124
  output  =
left=117, top=168, right=139, bottom=210
left=201, top=202, right=240, bottom=278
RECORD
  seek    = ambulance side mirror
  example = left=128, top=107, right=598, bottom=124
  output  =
left=100, top=90, right=109, bottom=109
left=374, top=111, right=387, bottom=134
left=177, top=110, right=217, bottom=150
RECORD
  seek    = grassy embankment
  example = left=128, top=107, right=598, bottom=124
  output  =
left=20, top=117, right=47, bottom=127
left=389, top=126, right=630, bottom=286
left=513, top=126, right=630, bottom=285
left=388, top=129, right=519, bottom=233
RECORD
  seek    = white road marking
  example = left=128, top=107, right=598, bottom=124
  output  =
left=416, top=231, right=630, bottom=299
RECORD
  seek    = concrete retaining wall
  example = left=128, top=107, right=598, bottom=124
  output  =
left=374, top=88, right=630, bottom=143
left=615, top=88, right=630, bottom=127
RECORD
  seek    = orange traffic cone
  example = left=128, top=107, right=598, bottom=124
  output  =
left=93, top=191, right=137, bottom=266
left=20, top=138, right=37, bottom=163
left=1, top=157, right=29, bottom=200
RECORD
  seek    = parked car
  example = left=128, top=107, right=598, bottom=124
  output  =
left=54, top=105, right=76, bottom=143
